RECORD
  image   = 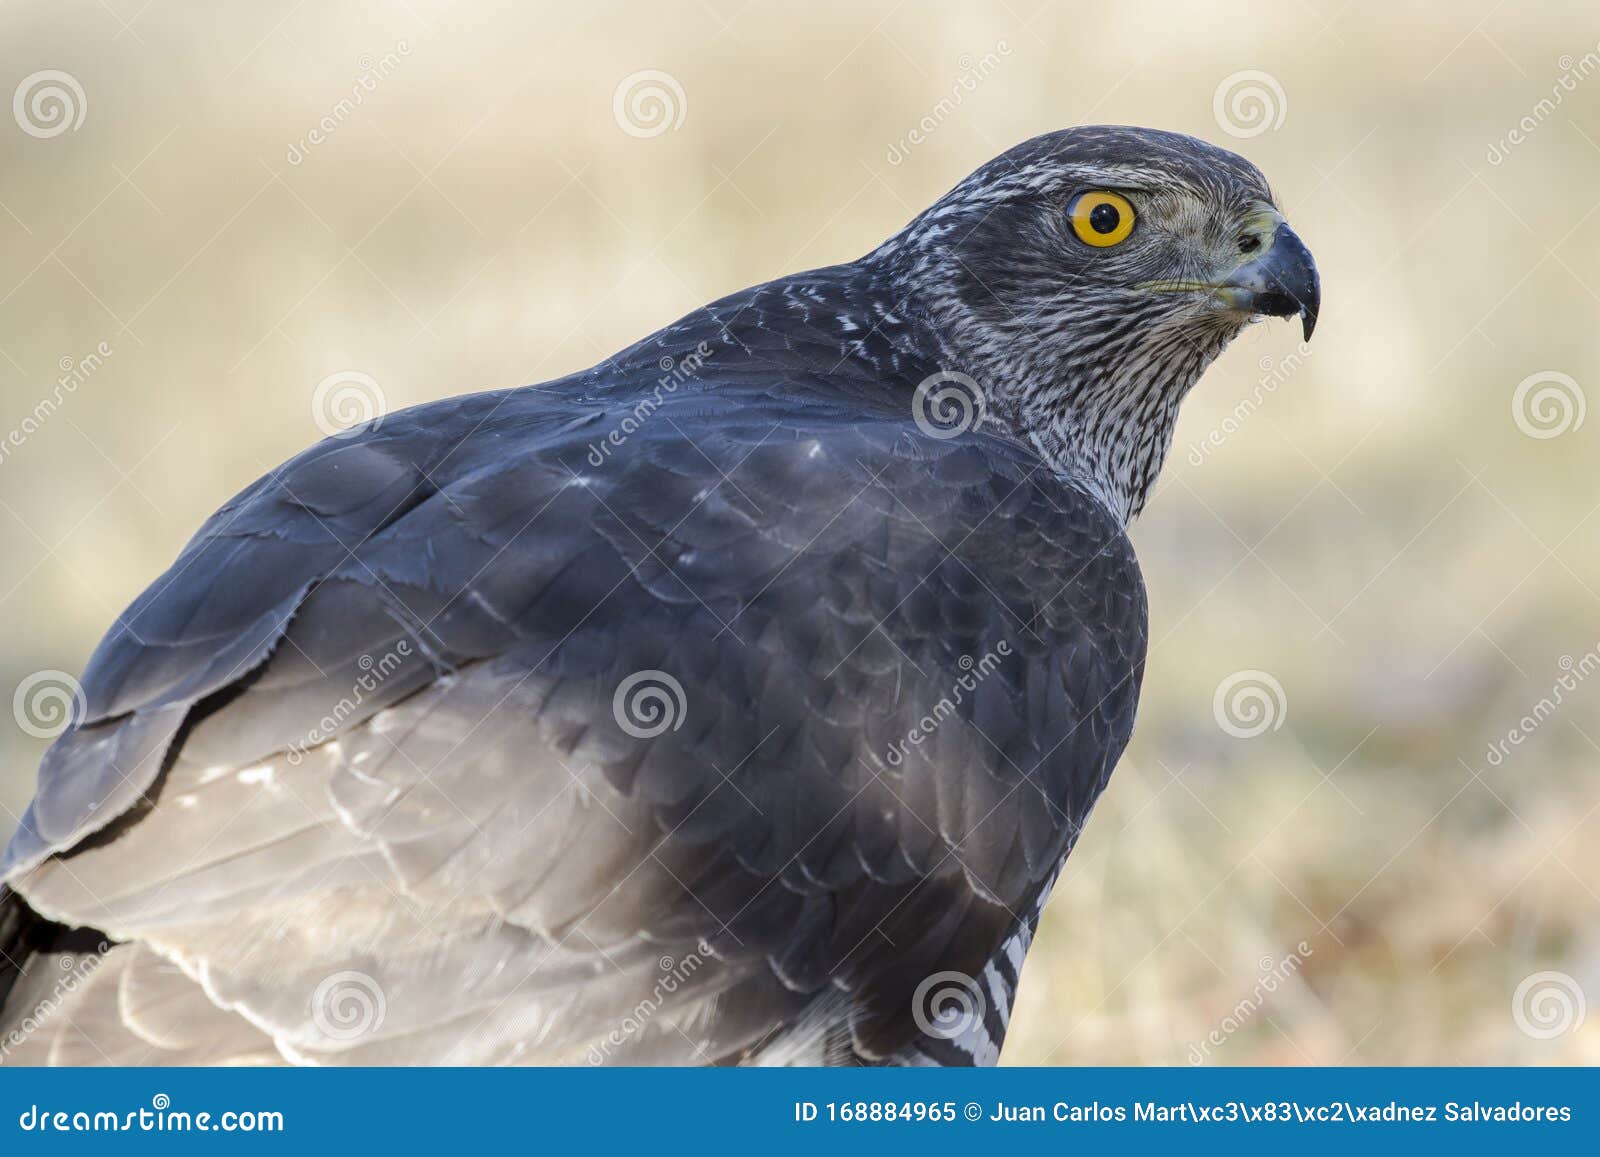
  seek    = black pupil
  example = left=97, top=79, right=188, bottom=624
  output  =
left=1088, top=201, right=1121, bottom=234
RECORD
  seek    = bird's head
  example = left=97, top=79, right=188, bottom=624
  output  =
left=880, top=125, right=1320, bottom=521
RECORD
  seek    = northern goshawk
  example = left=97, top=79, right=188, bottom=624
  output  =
left=0, top=126, right=1318, bottom=1066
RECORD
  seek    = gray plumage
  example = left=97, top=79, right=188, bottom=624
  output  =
left=0, top=126, right=1317, bottom=1066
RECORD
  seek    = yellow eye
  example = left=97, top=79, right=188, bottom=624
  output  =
left=1067, top=191, right=1136, bottom=247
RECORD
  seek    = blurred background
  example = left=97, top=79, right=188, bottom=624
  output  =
left=1, top=0, right=1597, bottom=1063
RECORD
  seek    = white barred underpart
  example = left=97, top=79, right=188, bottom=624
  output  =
left=892, top=867, right=1062, bottom=1068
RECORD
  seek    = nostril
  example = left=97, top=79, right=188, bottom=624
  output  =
left=1238, top=234, right=1262, bottom=255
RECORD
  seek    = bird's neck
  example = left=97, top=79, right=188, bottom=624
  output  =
left=1013, top=347, right=1218, bottom=525
left=884, top=272, right=1239, bottom=525
left=903, top=358, right=1208, bottom=528
left=918, top=344, right=1233, bottom=527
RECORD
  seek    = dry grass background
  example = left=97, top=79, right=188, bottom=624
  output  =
left=2, top=0, right=1598, bottom=1064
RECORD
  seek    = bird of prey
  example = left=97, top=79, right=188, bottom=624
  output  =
left=0, top=126, right=1316, bottom=1067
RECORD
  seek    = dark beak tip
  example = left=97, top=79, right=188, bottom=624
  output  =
left=1300, top=305, right=1317, bottom=342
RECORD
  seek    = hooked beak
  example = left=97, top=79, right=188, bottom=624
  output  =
left=1217, top=222, right=1321, bottom=341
